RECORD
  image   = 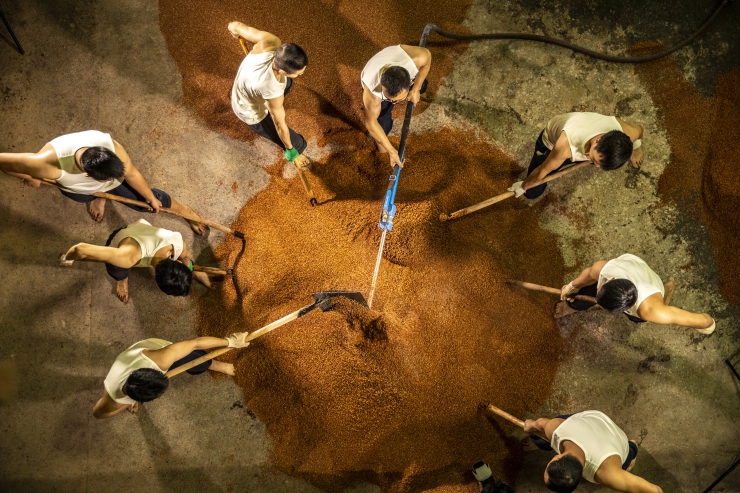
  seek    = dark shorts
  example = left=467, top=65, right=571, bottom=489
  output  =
left=530, top=414, right=638, bottom=470
left=565, top=283, right=647, bottom=323
left=60, top=180, right=172, bottom=211
left=104, top=227, right=130, bottom=281
left=377, top=78, right=428, bottom=136
left=524, top=130, right=573, bottom=199
left=245, top=77, right=307, bottom=154
left=168, top=349, right=212, bottom=375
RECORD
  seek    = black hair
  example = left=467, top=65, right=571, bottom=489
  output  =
left=594, top=130, right=633, bottom=171
left=545, top=454, right=583, bottom=493
left=124, top=368, right=169, bottom=402
left=80, top=147, right=125, bottom=180
left=154, top=259, right=192, bottom=297
left=481, top=479, right=516, bottom=493
left=274, top=43, right=308, bottom=74
left=380, top=66, right=411, bottom=97
left=597, top=278, right=638, bottom=313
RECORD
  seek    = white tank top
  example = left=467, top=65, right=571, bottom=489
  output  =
left=109, top=219, right=184, bottom=267
left=48, top=130, right=123, bottom=194
left=541, top=113, right=622, bottom=162
left=103, top=338, right=172, bottom=405
left=551, top=410, right=630, bottom=483
left=361, top=45, right=419, bottom=99
left=231, top=50, right=286, bottom=125
left=598, top=254, right=664, bottom=317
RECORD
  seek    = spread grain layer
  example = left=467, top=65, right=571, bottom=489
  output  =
left=158, top=1, right=567, bottom=490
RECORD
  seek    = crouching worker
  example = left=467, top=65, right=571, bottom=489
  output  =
left=509, top=112, right=644, bottom=199
left=60, top=218, right=211, bottom=303
left=93, top=334, right=249, bottom=419
left=556, top=253, right=715, bottom=334
left=522, top=410, right=662, bottom=493
left=0, top=130, right=205, bottom=233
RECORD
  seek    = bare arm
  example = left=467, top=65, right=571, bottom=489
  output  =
left=522, top=131, right=573, bottom=189
left=227, top=22, right=280, bottom=54
left=617, top=117, right=645, bottom=168
left=597, top=462, right=662, bottom=493
left=115, top=141, right=160, bottom=212
left=145, top=337, right=230, bottom=370
left=0, top=145, right=62, bottom=181
left=362, top=85, right=403, bottom=169
left=400, top=45, right=431, bottom=105
left=265, top=96, right=296, bottom=152
left=63, top=242, right=140, bottom=268
left=637, top=294, right=714, bottom=330
left=92, top=390, right=132, bottom=419
left=523, top=417, right=564, bottom=440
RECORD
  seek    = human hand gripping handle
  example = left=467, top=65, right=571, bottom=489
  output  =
left=560, top=282, right=579, bottom=301
left=225, top=332, right=250, bottom=348
left=284, top=148, right=300, bottom=163
left=507, top=181, right=526, bottom=198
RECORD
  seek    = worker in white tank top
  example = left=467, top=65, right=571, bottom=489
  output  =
left=557, top=254, right=715, bottom=334
left=0, top=130, right=206, bottom=234
left=227, top=22, right=310, bottom=170
left=59, top=219, right=212, bottom=303
left=509, top=112, right=645, bottom=200
left=361, top=44, right=432, bottom=170
left=94, top=334, right=250, bottom=419
left=522, top=411, right=662, bottom=493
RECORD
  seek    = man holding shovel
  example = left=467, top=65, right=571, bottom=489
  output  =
left=0, top=130, right=205, bottom=234
left=361, top=44, right=431, bottom=169
left=521, top=410, right=662, bottom=493
left=93, top=334, right=249, bottom=419
left=509, top=112, right=645, bottom=199
left=59, top=218, right=212, bottom=302
left=557, top=253, right=715, bottom=334
left=228, top=21, right=309, bottom=170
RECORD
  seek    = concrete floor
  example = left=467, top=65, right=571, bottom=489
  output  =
left=1, top=0, right=739, bottom=492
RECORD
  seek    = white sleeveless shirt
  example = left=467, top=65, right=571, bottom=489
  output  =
left=103, top=338, right=172, bottom=405
left=551, top=410, right=630, bottom=483
left=598, top=254, right=664, bottom=317
left=109, top=219, right=184, bottom=267
left=48, top=130, right=123, bottom=194
left=231, top=50, right=286, bottom=125
left=542, top=113, right=622, bottom=162
left=361, top=45, right=419, bottom=99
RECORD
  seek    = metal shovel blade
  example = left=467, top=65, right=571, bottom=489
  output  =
left=312, top=290, right=369, bottom=311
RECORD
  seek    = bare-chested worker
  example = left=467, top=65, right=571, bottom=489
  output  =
left=93, top=333, right=250, bottom=419
left=522, top=410, right=662, bottom=493
left=0, top=130, right=205, bottom=234
left=228, top=22, right=310, bottom=169
left=508, top=112, right=645, bottom=199
left=557, top=253, right=715, bottom=334
left=361, top=44, right=431, bottom=169
left=60, top=218, right=211, bottom=302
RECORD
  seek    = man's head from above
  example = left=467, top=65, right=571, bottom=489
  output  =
left=124, top=368, right=169, bottom=402
left=545, top=453, right=583, bottom=493
left=274, top=43, right=308, bottom=77
left=597, top=278, right=638, bottom=313
left=380, top=66, right=412, bottom=103
left=590, top=130, right=632, bottom=170
left=155, top=259, right=193, bottom=297
left=80, top=147, right=125, bottom=181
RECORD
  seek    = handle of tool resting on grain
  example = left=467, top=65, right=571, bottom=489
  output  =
left=166, top=302, right=321, bottom=377
left=506, top=279, right=598, bottom=304
left=441, top=161, right=591, bottom=221
left=487, top=404, right=549, bottom=442
left=295, top=165, right=317, bottom=206
left=193, top=265, right=231, bottom=276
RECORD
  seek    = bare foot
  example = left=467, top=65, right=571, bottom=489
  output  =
left=24, top=178, right=41, bottom=187
left=210, top=360, right=235, bottom=376
left=626, top=440, right=638, bottom=471
left=554, top=301, right=579, bottom=319
left=87, top=197, right=106, bottom=222
left=116, top=278, right=129, bottom=303
left=294, top=154, right=311, bottom=170
left=193, top=271, right=212, bottom=288
left=127, top=402, right=139, bottom=413
left=186, top=219, right=207, bottom=236
left=521, top=437, right=541, bottom=452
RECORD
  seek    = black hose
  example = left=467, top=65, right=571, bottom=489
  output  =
left=418, top=0, right=731, bottom=62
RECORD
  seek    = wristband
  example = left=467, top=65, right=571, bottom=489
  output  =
left=284, top=147, right=300, bottom=162
left=632, top=139, right=642, bottom=150
left=188, top=260, right=194, bottom=272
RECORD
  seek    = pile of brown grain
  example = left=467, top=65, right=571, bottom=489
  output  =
left=195, top=129, right=565, bottom=491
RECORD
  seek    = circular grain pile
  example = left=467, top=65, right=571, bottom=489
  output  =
left=195, top=129, right=565, bottom=491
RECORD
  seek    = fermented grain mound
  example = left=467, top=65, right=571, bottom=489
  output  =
left=196, top=128, right=566, bottom=491
left=158, top=0, right=471, bottom=146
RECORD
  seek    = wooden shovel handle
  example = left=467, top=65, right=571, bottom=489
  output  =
left=295, top=165, right=317, bottom=206
left=40, top=179, right=244, bottom=238
left=441, top=162, right=590, bottom=221
left=487, top=404, right=549, bottom=442
left=165, top=307, right=305, bottom=377
left=507, top=279, right=598, bottom=304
